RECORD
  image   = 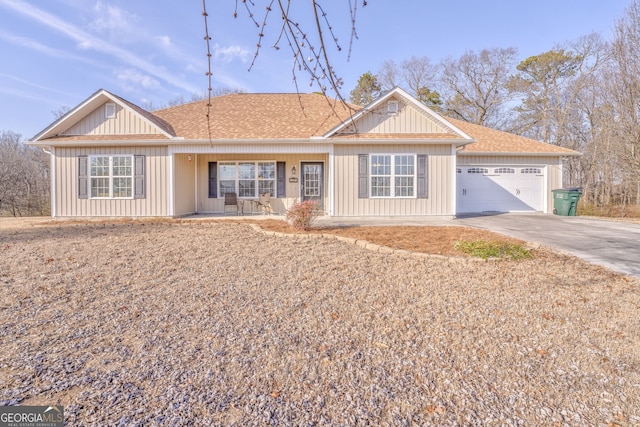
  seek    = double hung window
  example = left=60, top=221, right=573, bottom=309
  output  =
left=370, top=154, right=415, bottom=198
left=90, top=155, right=133, bottom=198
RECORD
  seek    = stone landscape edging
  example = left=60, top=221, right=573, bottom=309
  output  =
left=248, top=223, right=494, bottom=263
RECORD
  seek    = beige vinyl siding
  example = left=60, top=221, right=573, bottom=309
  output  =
left=53, top=146, right=169, bottom=217
left=195, top=153, right=327, bottom=214
left=62, top=102, right=162, bottom=135
left=334, top=145, right=454, bottom=216
left=341, top=98, right=454, bottom=135
left=457, top=155, right=563, bottom=214
left=174, top=154, right=196, bottom=216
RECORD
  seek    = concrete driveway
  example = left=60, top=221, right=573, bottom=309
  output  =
left=457, top=214, right=640, bottom=278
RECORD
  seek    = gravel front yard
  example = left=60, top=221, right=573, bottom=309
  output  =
left=1, top=220, right=639, bottom=426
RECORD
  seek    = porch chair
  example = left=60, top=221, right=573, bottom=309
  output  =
left=224, top=192, right=240, bottom=215
left=256, top=192, right=273, bottom=215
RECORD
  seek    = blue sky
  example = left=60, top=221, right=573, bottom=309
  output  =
left=0, top=0, right=631, bottom=139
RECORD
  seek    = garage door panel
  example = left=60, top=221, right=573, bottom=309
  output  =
left=457, top=166, right=544, bottom=213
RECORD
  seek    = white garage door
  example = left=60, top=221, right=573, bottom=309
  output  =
left=457, top=166, right=545, bottom=213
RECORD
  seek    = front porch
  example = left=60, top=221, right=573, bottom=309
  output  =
left=171, top=151, right=330, bottom=217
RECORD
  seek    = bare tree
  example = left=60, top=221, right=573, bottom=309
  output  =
left=52, top=105, right=72, bottom=120
left=609, top=0, right=640, bottom=206
left=400, top=56, right=438, bottom=100
left=439, top=47, right=519, bottom=129
left=0, top=131, right=50, bottom=216
left=377, top=59, right=400, bottom=91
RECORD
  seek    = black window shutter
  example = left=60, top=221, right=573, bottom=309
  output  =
left=417, top=154, right=428, bottom=199
left=358, top=154, right=368, bottom=198
left=276, top=161, right=286, bottom=198
left=134, top=155, right=146, bottom=199
left=78, top=155, right=88, bottom=199
left=208, top=162, right=217, bottom=198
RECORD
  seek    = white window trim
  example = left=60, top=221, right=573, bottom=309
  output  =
left=387, top=100, right=399, bottom=115
left=105, top=103, right=116, bottom=119
left=369, top=153, right=417, bottom=199
left=218, top=161, right=277, bottom=198
left=88, top=154, right=134, bottom=199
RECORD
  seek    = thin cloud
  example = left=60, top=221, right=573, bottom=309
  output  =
left=0, top=0, right=200, bottom=94
left=91, top=2, right=138, bottom=34
left=157, top=35, right=172, bottom=48
left=117, top=68, right=161, bottom=90
left=213, top=44, right=250, bottom=63
left=0, top=85, right=60, bottom=105
left=0, top=72, right=72, bottom=97
left=0, top=30, right=102, bottom=67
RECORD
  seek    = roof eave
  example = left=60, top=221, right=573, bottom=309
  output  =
left=27, top=139, right=172, bottom=147
left=458, top=150, right=582, bottom=157
left=329, top=138, right=475, bottom=146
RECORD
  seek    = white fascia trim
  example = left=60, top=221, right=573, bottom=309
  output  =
left=458, top=151, right=580, bottom=157
left=29, top=89, right=174, bottom=142
left=28, top=139, right=171, bottom=148
left=329, top=138, right=475, bottom=146
left=173, top=138, right=315, bottom=145
left=390, top=88, right=474, bottom=141
left=30, top=88, right=106, bottom=141
left=322, top=87, right=474, bottom=142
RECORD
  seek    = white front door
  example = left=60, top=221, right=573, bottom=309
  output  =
left=457, top=166, right=545, bottom=213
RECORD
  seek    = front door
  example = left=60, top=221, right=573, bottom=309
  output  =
left=301, top=162, right=324, bottom=207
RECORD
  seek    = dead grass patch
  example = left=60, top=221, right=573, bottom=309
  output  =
left=251, top=219, right=532, bottom=258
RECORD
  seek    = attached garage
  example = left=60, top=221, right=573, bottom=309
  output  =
left=448, top=117, right=580, bottom=215
left=456, top=165, right=545, bottom=213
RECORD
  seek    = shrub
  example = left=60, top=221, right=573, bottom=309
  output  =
left=286, top=200, right=320, bottom=230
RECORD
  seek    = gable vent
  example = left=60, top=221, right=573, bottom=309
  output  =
left=387, top=100, right=399, bottom=115
left=105, top=103, right=116, bottom=119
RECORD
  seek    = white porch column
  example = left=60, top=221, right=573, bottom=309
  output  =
left=328, top=146, right=334, bottom=216
left=168, top=147, right=175, bottom=217
left=451, top=145, right=457, bottom=216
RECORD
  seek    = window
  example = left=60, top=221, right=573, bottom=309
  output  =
left=495, top=167, right=515, bottom=174
left=467, top=167, right=489, bottom=174
left=370, top=154, right=415, bottom=198
left=105, top=103, right=116, bottom=119
left=521, top=167, right=542, bottom=174
left=387, top=100, right=399, bottom=115
left=90, top=155, right=132, bottom=198
left=218, top=161, right=276, bottom=197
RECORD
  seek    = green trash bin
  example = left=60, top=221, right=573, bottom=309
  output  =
left=552, top=188, right=582, bottom=216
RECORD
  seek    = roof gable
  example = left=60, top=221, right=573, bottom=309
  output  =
left=31, top=89, right=175, bottom=142
left=324, top=87, right=473, bottom=143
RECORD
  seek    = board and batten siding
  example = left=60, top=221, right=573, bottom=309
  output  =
left=53, top=146, right=169, bottom=217
left=195, top=153, right=327, bottom=214
left=174, top=154, right=196, bottom=216
left=62, top=103, right=162, bottom=135
left=341, top=98, right=455, bottom=135
left=333, top=144, right=455, bottom=216
left=457, top=155, right=562, bottom=214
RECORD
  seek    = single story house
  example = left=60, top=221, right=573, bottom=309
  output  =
left=27, top=87, right=579, bottom=218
